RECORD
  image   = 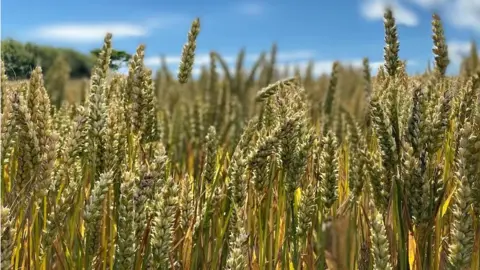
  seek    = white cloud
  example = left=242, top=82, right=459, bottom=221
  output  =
left=236, top=3, right=265, bottom=16
left=115, top=66, right=130, bottom=75
left=242, top=50, right=316, bottom=62
left=448, top=41, right=472, bottom=66
left=143, top=50, right=415, bottom=78
left=277, top=50, right=317, bottom=62
left=144, top=49, right=316, bottom=67
left=34, top=23, right=148, bottom=42
left=141, top=15, right=188, bottom=29
left=408, top=0, right=447, bottom=8
left=408, top=0, right=480, bottom=32
left=281, top=60, right=386, bottom=76
left=142, top=50, right=318, bottom=79
left=144, top=54, right=231, bottom=67
left=361, top=0, right=480, bottom=32
left=368, top=61, right=386, bottom=70
left=360, top=0, right=419, bottom=26
left=276, top=59, right=419, bottom=76
left=444, top=0, right=480, bottom=32
left=31, top=15, right=187, bottom=43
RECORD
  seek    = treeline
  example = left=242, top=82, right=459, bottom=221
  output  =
left=1, top=39, right=94, bottom=79
left=1, top=38, right=131, bottom=80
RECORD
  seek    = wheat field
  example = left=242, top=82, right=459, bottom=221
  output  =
left=1, top=9, right=480, bottom=270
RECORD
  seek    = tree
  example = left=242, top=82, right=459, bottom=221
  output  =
left=45, top=54, right=71, bottom=108
left=1, top=39, right=36, bottom=79
left=1, top=39, right=94, bottom=79
left=90, top=48, right=131, bottom=71
left=27, top=44, right=94, bottom=78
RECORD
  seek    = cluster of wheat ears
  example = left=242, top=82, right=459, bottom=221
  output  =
left=1, top=8, right=479, bottom=270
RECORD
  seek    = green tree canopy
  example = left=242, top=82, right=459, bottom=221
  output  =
left=90, top=48, right=131, bottom=71
left=1, top=38, right=95, bottom=80
left=1, top=39, right=36, bottom=79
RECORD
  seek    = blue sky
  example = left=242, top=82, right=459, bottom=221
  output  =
left=2, top=0, right=480, bottom=75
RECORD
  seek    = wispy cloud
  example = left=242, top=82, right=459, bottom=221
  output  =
left=359, top=0, right=419, bottom=26
left=448, top=41, right=472, bottom=66
left=277, top=59, right=386, bottom=76
left=235, top=2, right=266, bottom=16
left=142, top=48, right=418, bottom=78
left=144, top=49, right=316, bottom=67
left=120, top=58, right=397, bottom=78
left=31, top=15, right=187, bottom=43
left=407, top=0, right=448, bottom=8
left=277, top=59, right=422, bottom=76
left=142, top=49, right=317, bottom=77
left=141, top=48, right=420, bottom=77
left=409, top=0, right=480, bottom=32
left=114, top=50, right=419, bottom=77
left=144, top=54, right=231, bottom=67
left=241, top=50, right=317, bottom=63
left=441, top=0, right=480, bottom=32
left=34, top=23, right=148, bottom=42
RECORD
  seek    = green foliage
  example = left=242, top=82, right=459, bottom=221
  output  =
left=45, top=54, right=71, bottom=108
left=1, top=39, right=36, bottom=79
left=90, top=48, right=131, bottom=71
left=1, top=38, right=94, bottom=79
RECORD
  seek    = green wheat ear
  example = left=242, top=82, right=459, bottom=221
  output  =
left=431, top=13, right=449, bottom=77
left=1, top=206, right=15, bottom=270
left=178, top=18, right=201, bottom=84
left=370, top=211, right=393, bottom=270
left=383, top=7, right=400, bottom=78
